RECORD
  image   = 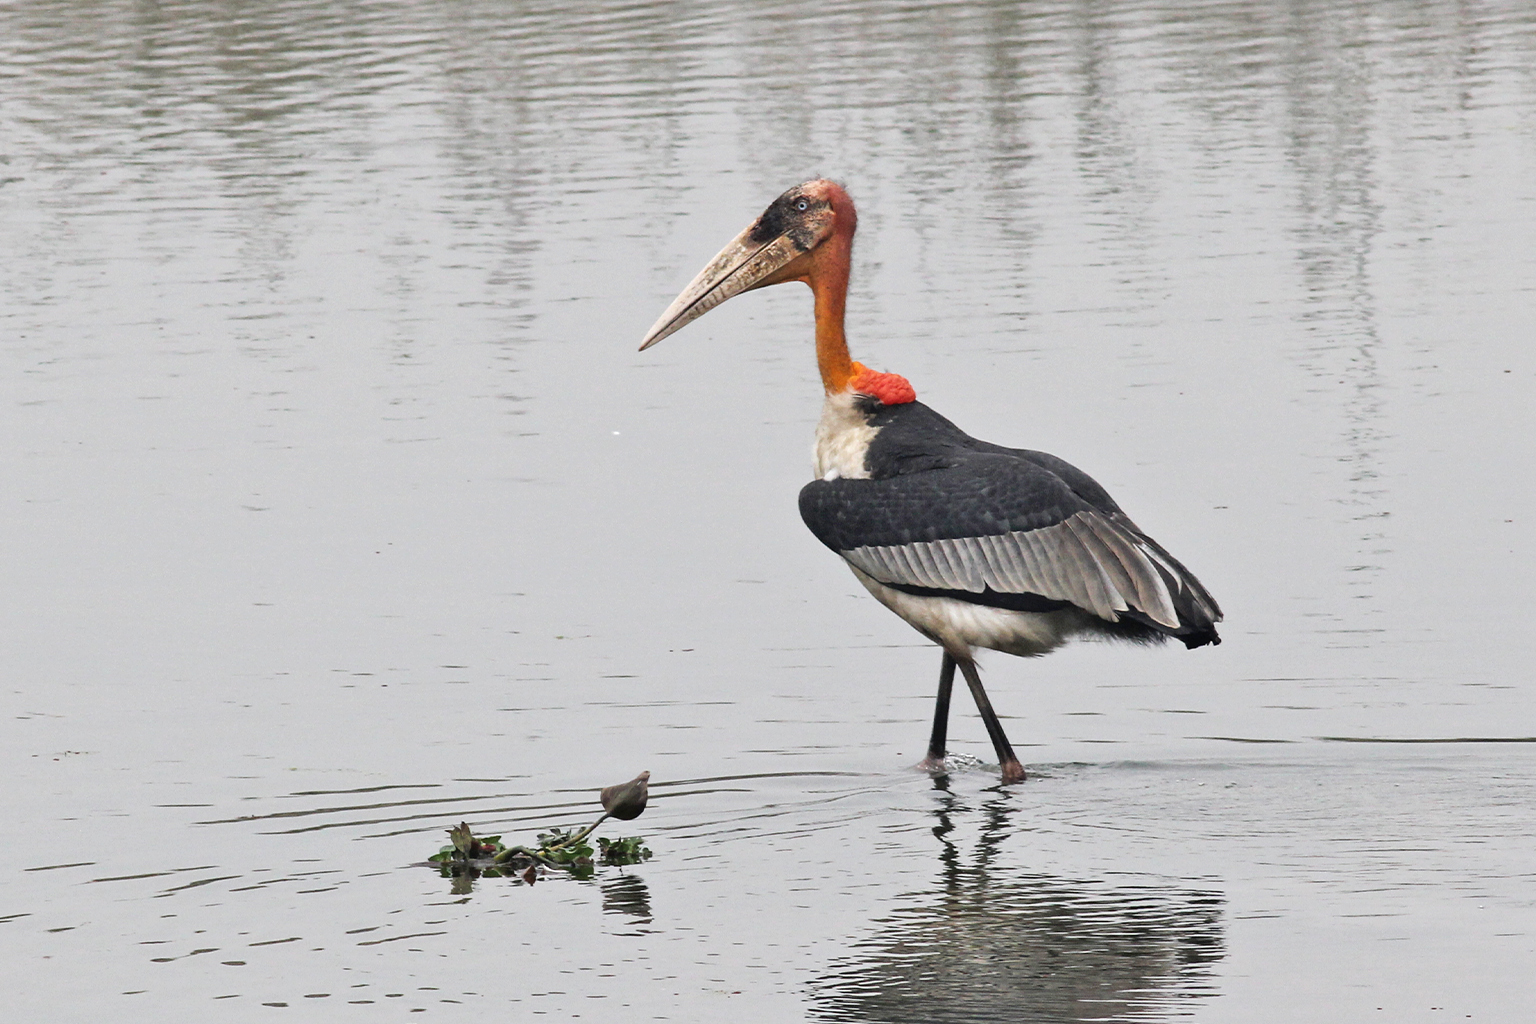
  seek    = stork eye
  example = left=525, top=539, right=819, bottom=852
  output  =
left=795, top=199, right=809, bottom=212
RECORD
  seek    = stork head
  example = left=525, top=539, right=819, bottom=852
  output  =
left=639, top=179, right=857, bottom=351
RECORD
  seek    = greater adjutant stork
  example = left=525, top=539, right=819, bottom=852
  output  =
left=640, top=180, right=1221, bottom=783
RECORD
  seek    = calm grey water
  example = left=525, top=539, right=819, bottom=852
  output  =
left=3, top=1, right=1534, bottom=1020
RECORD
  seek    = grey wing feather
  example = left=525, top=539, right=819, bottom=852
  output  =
left=931, top=538, right=980, bottom=591
left=842, top=510, right=1189, bottom=628
left=1069, top=517, right=1140, bottom=604
left=981, top=534, right=1027, bottom=592
left=926, top=541, right=968, bottom=591
left=1056, top=520, right=1120, bottom=619
left=1081, top=515, right=1180, bottom=626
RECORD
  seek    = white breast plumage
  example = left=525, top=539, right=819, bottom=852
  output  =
left=813, top=390, right=879, bottom=481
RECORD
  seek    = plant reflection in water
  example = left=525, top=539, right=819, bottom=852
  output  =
left=602, top=874, right=655, bottom=935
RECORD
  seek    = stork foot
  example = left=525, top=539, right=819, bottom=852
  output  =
left=999, top=758, right=1027, bottom=785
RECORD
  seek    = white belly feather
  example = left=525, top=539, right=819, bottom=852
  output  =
left=849, top=566, right=1097, bottom=659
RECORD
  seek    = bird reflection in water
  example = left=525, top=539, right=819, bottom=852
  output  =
left=809, top=777, right=1224, bottom=1023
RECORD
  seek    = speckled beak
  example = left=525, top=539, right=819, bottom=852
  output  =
left=639, top=222, right=808, bottom=351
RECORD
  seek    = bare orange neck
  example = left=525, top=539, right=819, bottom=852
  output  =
left=810, top=192, right=858, bottom=393
left=812, top=265, right=853, bottom=393
left=809, top=251, right=917, bottom=406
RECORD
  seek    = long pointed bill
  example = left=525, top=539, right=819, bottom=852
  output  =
left=639, top=224, right=807, bottom=351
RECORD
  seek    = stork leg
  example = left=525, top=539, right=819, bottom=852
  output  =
left=955, top=657, right=1025, bottom=784
left=918, top=652, right=957, bottom=771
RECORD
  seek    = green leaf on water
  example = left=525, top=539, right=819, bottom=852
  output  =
left=596, top=836, right=652, bottom=865
left=448, top=821, right=476, bottom=856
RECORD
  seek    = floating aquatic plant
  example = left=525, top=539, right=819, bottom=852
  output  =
left=597, top=835, right=651, bottom=864
left=430, top=771, right=652, bottom=886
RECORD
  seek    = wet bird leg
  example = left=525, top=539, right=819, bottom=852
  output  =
left=920, top=652, right=957, bottom=770
left=956, top=657, right=1025, bottom=783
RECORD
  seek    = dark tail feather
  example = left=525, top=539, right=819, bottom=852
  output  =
left=1112, top=515, right=1222, bottom=650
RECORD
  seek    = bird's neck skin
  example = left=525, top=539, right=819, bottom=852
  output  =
left=804, top=194, right=909, bottom=411
left=805, top=212, right=916, bottom=408
left=812, top=258, right=854, bottom=394
left=808, top=246, right=876, bottom=481
left=804, top=213, right=914, bottom=480
left=808, top=213, right=856, bottom=395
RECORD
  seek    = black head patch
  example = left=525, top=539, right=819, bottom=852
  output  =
left=748, top=186, right=829, bottom=251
